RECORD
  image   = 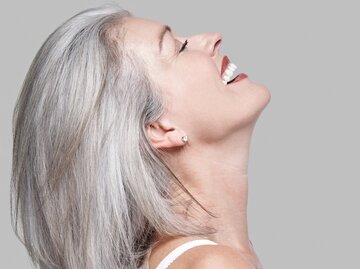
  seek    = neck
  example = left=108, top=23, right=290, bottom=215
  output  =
left=159, top=124, right=264, bottom=268
left=168, top=124, right=257, bottom=253
left=178, top=146, right=252, bottom=253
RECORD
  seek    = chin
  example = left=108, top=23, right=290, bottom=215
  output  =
left=256, top=83, right=271, bottom=109
left=230, top=77, right=271, bottom=109
left=245, top=82, right=271, bottom=124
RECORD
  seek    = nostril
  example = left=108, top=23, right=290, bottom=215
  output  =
left=214, top=38, right=222, bottom=52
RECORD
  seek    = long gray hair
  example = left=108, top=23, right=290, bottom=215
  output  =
left=10, top=3, right=217, bottom=269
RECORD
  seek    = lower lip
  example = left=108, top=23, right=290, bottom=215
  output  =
left=232, top=73, right=248, bottom=83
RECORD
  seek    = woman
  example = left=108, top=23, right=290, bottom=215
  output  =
left=11, top=3, right=270, bottom=269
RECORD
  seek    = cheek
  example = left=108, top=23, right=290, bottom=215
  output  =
left=158, top=54, right=226, bottom=137
left=171, top=54, right=221, bottom=100
left=177, top=55, right=220, bottom=93
left=171, top=66, right=221, bottom=113
left=167, top=77, right=225, bottom=139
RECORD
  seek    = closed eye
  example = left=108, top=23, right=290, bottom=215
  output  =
left=179, top=40, right=188, bottom=53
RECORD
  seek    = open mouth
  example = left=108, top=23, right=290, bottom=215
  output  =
left=227, top=73, right=248, bottom=84
left=221, top=56, right=248, bottom=84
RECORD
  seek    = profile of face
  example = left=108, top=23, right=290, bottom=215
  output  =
left=124, top=17, right=271, bottom=149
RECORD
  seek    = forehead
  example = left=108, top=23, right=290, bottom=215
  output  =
left=124, top=17, right=163, bottom=43
left=122, top=17, right=161, bottom=59
left=122, top=17, right=174, bottom=64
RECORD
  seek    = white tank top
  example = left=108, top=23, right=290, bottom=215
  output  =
left=154, top=239, right=218, bottom=269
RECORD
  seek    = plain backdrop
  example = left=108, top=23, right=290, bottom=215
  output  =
left=1, top=0, right=359, bottom=268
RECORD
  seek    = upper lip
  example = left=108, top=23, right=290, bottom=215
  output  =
left=220, top=56, right=230, bottom=78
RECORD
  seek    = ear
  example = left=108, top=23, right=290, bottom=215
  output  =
left=146, top=117, right=187, bottom=149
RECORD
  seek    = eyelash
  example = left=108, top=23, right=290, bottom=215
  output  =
left=179, top=39, right=188, bottom=53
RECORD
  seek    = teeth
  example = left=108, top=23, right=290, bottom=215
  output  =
left=225, top=69, right=233, bottom=76
left=222, top=62, right=238, bottom=84
left=228, top=63, right=237, bottom=71
left=223, top=74, right=230, bottom=80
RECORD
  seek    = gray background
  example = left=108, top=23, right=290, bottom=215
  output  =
left=1, top=0, right=359, bottom=268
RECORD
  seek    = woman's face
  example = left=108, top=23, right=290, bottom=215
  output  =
left=123, top=17, right=271, bottom=145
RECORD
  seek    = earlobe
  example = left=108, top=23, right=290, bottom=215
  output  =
left=146, top=118, right=187, bottom=149
left=181, top=135, right=188, bottom=143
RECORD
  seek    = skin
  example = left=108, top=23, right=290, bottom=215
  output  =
left=123, top=17, right=271, bottom=268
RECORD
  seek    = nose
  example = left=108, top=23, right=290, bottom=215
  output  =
left=185, top=32, right=222, bottom=56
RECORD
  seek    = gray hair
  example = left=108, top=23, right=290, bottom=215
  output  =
left=11, top=3, right=216, bottom=269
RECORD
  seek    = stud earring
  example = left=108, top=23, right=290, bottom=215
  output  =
left=181, top=135, right=188, bottom=144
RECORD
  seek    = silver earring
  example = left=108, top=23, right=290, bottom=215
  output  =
left=181, top=135, right=188, bottom=143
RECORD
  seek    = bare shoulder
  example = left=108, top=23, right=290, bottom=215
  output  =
left=175, top=244, right=253, bottom=269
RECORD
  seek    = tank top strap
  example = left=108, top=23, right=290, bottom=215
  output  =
left=155, top=239, right=218, bottom=269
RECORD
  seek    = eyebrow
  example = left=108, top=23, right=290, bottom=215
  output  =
left=158, top=25, right=172, bottom=54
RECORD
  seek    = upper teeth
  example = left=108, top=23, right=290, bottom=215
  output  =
left=222, top=63, right=237, bottom=84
